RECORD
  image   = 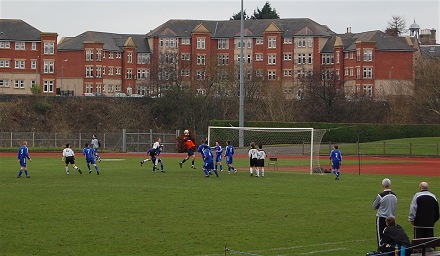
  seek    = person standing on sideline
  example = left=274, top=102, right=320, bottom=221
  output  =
left=62, top=143, right=82, bottom=175
left=91, top=134, right=101, bottom=163
left=257, top=144, right=267, bottom=177
left=203, top=144, right=218, bottom=177
left=408, top=181, right=439, bottom=238
left=17, top=140, right=31, bottom=178
left=248, top=142, right=259, bottom=177
left=224, top=140, right=237, bottom=174
left=214, top=141, right=223, bottom=173
left=83, top=143, right=100, bottom=175
left=329, top=145, right=342, bottom=180
left=372, top=178, right=397, bottom=251
left=179, top=130, right=196, bottom=169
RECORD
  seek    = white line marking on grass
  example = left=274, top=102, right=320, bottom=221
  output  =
left=299, top=248, right=349, bottom=254
left=100, top=159, right=125, bottom=161
left=259, top=239, right=370, bottom=252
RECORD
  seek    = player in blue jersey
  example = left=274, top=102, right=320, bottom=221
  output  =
left=213, top=141, right=223, bottom=172
left=329, top=145, right=342, bottom=180
left=83, top=143, right=100, bottom=175
left=224, top=140, right=237, bottom=174
left=17, top=140, right=32, bottom=178
left=203, top=144, right=218, bottom=177
left=197, top=139, right=208, bottom=174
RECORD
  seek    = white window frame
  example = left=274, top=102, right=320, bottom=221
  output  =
left=268, top=54, right=276, bottom=65
left=267, top=70, right=276, bottom=80
left=44, top=41, right=55, bottom=55
left=197, top=38, right=206, bottom=49
left=43, top=80, right=54, bottom=92
left=43, top=60, right=54, bottom=73
left=15, top=41, right=25, bottom=50
left=268, top=37, right=276, bottom=49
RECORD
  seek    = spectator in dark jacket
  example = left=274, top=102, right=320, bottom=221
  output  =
left=379, top=216, right=412, bottom=256
left=408, top=182, right=440, bottom=238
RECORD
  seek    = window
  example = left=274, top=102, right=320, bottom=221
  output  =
left=247, top=40, right=252, bottom=49
left=196, top=55, right=206, bottom=65
left=297, top=53, right=306, bottom=64
left=116, top=67, right=121, bottom=75
left=127, top=52, right=133, bottom=63
left=267, top=70, right=276, bottom=80
left=181, top=38, right=190, bottom=45
left=32, top=42, right=37, bottom=51
left=86, top=49, right=94, bottom=61
left=363, top=49, right=373, bottom=62
left=43, top=60, right=54, bottom=73
left=85, top=66, right=94, bottom=77
left=247, top=54, right=252, bottom=64
left=268, top=54, right=276, bottom=65
left=96, top=66, right=102, bottom=78
left=137, top=53, right=150, bottom=64
left=283, top=53, right=292, bottom=61
left=283, top=69, right=292, bottom=77
left=181, top=53, right=191, bottom=61
left=336, top=51, right=340, bottom=64
left=15, top=41, right=25, bottom=50
left=43, top=80, right=54, bottom=92
left=31, top=80, right=37, bottom=87
left=196, top=70, right=205, bottom=80
left=218, top=39, right=229, bottom=49
left=108, top=67, right=114, bottom=75
left=14, top=80, right=25, bottom=89
left=268, top=37, right=276, bottom=48
left=308, top=53, right=313, bottom=64
left=137, top=69, right=147, bottom=80
left=0, top=42, right=11, bottom=48
left=197, top=38, right=205, bottom=49
left=350, top=68, right=354, bottom=77
left=350, top=52, right=354, bottom=59
left=321, top=53, right=334, bottom=64
left=217, top=54, right=229, bottom=65
left=363, top=85, right=373, bottom=97
left=356, top=67, right=361, bottom=79
left=15, top=60, right=25, bottom=69
left=363, top=67, right=373, bottom=79
left=31, top=60, right=37, bottom=69
left=116, top=53, right=122, bottom=59
left=85, top=83, right=93, bottom=93
left=308, top=37, right=313, bottom=48
left=255, top=69, right=263, bottom=77
left=356, top=49, right=361, bottom=61
left=0, top=59, right=10, bottom=68
left=0, top=80, right=10, bottom=87
left=283, top=38, right=292, bottom=44
left=109, top=52, right=114, bottom=59
left=256, top=38, right=263, bottom=45
left=44, top=42, right=54, bottom=54
left=255, top=54, right=263, bottom=61
left=97, top=50, right=102, bottom=61
left=297, top=38, right=306, bottom=48
left=345, top=68, right=349, bottom=76
left=181, top=69, right=190, bottom=76
left=126, top=69, right=133, bottom=79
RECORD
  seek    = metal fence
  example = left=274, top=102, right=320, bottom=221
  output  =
left=0, top=130, right=181, bottom=153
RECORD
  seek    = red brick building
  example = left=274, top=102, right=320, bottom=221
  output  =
left=0, top=19, right=58, bottom=95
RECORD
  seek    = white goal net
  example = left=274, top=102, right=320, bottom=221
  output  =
left=207, top=126, right=327, bottom=174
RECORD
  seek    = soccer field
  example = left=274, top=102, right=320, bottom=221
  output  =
left=1, top=153, right=439, bottom=255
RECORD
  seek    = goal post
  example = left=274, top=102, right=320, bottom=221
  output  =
left=207, top=126, right=327, bottom=174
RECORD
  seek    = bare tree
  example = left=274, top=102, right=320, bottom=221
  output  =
left=385, top=16, right=407, bottom=36
left=413, top=58, right=440, bottom=123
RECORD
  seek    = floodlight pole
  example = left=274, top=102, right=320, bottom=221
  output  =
left=239, top=0, right=245, bottom=147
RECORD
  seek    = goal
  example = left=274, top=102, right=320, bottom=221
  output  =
left=207, top=126, right=327, bottom=174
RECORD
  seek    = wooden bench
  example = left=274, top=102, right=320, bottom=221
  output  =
left=411, top=237, right=440, bottom=256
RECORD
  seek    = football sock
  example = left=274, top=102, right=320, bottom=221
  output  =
left=220, top=164, right=223, bottom=171
left=261, top=167, right=265, bottom=176
left=203, top=169, right=209, bottom=176
left=213, top=169, right=219, bottom=177
left=87, top=163, right=91, bottom=170
left=181, top=159, right=186, bottom=164
left=18, top=170, right=23, bottom=176
left=337, top=171, right=340, bottom=177
left=95, top=165, right=99, bottom=171
left=65, top=166, right=69, bottom=172
left=24, top=170, right=29, bottom=176
left=191, top=160, right=194, bottom=166
left=250, top=167, right=253, bottom=174
left=256, top=168, right=260, bottom=176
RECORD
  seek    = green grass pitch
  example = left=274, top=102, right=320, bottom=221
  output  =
left=1, top=154, right=439, bottom=255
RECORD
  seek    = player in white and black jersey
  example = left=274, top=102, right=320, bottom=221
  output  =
left=248, top=142, right=259, bottom=177
left=62, top=143, right=82, bottom=175
left=257, top=144, right=266, bottom=177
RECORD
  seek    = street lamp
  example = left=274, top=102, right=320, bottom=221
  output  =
left=61, top=59, right=68, bottom=96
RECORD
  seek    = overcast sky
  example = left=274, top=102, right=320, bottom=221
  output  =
left=1, top=0, right=439, bottom=43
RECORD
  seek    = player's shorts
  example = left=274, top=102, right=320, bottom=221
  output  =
left=332, top=161, right=341, bottom=169
left=65, top=156, right=75, bottom=165
left=93, top=148, right=99, bottom=154
left=204, top=161, right=214, bottom=170
left=215, top=155, right=222, bottom=163
left=250, top=158, right=258, bottom=167
left=258, top=159, right=265, bottom=167
left=187, top=148, right=195, bottom=156
left=86, top=158, right=96, bottom=164
left=19, top=158, right=27, bottom=167
left=226, top=156, right=233, bottom=164
left=149, top=149, right=157, bottom=157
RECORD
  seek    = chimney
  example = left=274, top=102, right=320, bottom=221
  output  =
left=346, top=27, right=352, bottom=34
left=431, top=28, right=437, bottom=44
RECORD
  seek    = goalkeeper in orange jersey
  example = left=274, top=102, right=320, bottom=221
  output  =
left=179, top=129, right=197, bottom=169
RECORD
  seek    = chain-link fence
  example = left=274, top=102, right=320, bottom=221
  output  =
left=0, top=130, right=181, bottom=153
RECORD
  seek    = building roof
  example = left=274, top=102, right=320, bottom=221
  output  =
left=0, top=19, right=42, bottom=41
left=147, top=18, right=334, bottom=38
left=420, top=45, right=440, bottom=58
left=58, top=31, right=151, bottom=53
left=321, top=30, right=416, bottom=53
